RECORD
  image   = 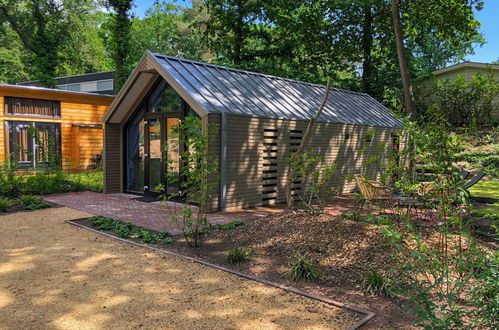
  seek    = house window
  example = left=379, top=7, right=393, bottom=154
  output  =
left=97, top=80, right=113, bottom=91
left=4, top=97, right=61, bottom=117
left=149, top=80, right=181, bottom=113
left=67, top=83, right=81, bottom=91
left=5, top=121, right=61, bottom=168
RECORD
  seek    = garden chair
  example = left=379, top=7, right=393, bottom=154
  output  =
left=354, top=174, right=392, bottom=214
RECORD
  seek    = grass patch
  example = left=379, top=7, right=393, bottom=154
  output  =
left=288, top=254, right=323, bottom=282
left=361, top=270, right=394, bottom=297
left=469, top=180, right=499, bottom=199
left=66, top=171, right=103, bottom=192
left=225, top=247, right=251, bottom=264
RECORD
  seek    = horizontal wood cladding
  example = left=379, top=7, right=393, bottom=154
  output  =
left=103, top=123, right=121, bottom=193
left=223, top=114, right=397, bottom=211
left=0, top=92, right=110, bottom=171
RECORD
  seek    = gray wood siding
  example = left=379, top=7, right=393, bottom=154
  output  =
left=207, top=113, right=221, bottom=211
left=103, top=123, right=122, bottom=193
left=224, top=115, right=396, bottom=210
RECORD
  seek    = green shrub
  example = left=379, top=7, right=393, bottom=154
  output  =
left=18, top=195, right=50, bottom=210
left=115, top=223, right=133, bottom=238
left=89, top=216, right=119, bottom=230
left=361, top=270, right=394, bottom=297
left=213, top=220, right=245, bottom=230
left=157, top=231, right=171, bottom=239
left=135, top=228, right=158, bottom=243
left=0, top=196, right=14, bottom=212
left=288, top=254, right=323, bottom=281
left=225, top=247, right=251, bottom=264
left=162, top=237, right=174, bottom=244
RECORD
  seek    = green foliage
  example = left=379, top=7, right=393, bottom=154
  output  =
left=288, top=150, right=339, bottom=215
left=361, top=270, right=394, bottom=297
left=89, top=216, right=119, bottom=230
left=0, top=196, right=14, bottom=212
left=115, top=222, right=133, bottom=238
left=365, top=114, right=498, bottom=328
left=225, top=247, right=251, bottom=264
left=429, top=73, right=499, bottom=126
left=88, top=216, right=171, bottom=244
left=212, top=220, right=245, bottom=230
left=160, top=116, right=219, bottom=247
left=288, top=254, right=323, bottom=282
left=106, top=0, right=133, bottom=92
left=19, top=195, right=49, bottom=210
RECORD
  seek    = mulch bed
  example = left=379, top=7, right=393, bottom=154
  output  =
left=74, top=210, right=416, bottom=329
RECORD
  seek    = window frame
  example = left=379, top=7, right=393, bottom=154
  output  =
left=4, top=120, right=62, bottom=169
left=4, top=96, right=61, bottom=118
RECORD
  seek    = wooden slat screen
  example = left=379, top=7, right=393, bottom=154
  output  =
left=4, top=97, right=61, bottom=117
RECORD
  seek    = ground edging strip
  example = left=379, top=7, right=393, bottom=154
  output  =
left=66, top=219, right=376, bottom=330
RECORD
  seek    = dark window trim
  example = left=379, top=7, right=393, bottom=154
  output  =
left=4, top=96, right=61, bottom=118
left=5, top=120, right=62, bottom=169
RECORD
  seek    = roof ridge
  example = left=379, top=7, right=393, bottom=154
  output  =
left=150, top=52, right=370, bottom=97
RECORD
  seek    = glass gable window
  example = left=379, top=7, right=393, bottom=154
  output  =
left=4, top=97, right=61, bottom=117
left=149, top=80, right=181, bottom=113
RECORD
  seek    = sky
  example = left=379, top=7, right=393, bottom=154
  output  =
left=133, top=0, right=498, bottom=64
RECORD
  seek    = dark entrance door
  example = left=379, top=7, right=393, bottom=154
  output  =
left=143, top=113, right=181, bottom=196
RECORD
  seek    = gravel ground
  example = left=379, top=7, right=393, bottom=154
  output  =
left=0, top=207, right=361, bottom=329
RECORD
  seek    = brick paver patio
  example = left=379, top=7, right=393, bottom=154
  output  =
left=44, top=191, right=283, bottom=234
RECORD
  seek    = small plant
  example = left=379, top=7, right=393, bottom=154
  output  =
left=213, top=220, right=245, bottom=230
left=361, top=270, right=394, bottom=297
left=162, top=237, right=174, bottom=244
left=89, top=216, right=119, bottom=230
left=0, top=196, right=14, bottom=212
left=135, top=228, right=158, bottom=243
left=19, top=195, right=50, bottom=210
left=157, top=231, right=171, bottom=239
left=115, top=223, right=133, bottom=238
left=288, top=254, right=323, bottom=281
left=225, top=247, right=251, bottom=264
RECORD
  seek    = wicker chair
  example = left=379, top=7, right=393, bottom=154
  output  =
left=354, top=174, right=392, bottom=214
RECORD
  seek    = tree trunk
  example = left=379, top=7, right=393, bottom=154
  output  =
left=391, top=0, right=417, bottom=116
left=361, top=3, right=375, bottom=97
left=285, top=79, right=331, bottom=208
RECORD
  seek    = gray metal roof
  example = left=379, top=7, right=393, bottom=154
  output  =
left=151, top=52, right=402, bottom=128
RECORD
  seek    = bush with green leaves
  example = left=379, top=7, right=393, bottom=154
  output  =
left=368, top=113, right=498, bottom=328
left=361, top=270, right=394, bottom=297
left=225, top=247, right=251, bottom=264
left=0, top=196, right=14, bottom=212
left=427, top=72, right=499, bottom=126
left=288, top=150, right=339, bottom=214
left=18, top=195, right=50, bottom=210
left=288, top=254, right=323, bottom=282
left=159, top=116, right=219, bottom=247
left=89, top=216, right=119, bottom=230
left=212, top=220, right=245, bottom=230
left=115, top=223, right=133, bottom=238
left=135, top=228, right=159, bottom=243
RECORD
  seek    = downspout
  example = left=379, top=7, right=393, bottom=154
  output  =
left=220, top=112, right=227, bottom=211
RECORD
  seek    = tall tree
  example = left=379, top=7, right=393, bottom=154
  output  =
left=391, top=0, right=416, bottom=115
left=0, top=0, right=68, bottom=87
left=107, top=0, right=133, bottom=93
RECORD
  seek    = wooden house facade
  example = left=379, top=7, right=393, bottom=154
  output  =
left=0, top=84, right=113, bottom=171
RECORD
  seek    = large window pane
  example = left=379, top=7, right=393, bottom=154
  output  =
left=149, top=80, right=181, bottom=113
left=125, top=106, right=145, bottom=192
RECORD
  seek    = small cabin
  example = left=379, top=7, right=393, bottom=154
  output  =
left=103, top=52, right=401, bottom=211
left=0, top=84, right=114, bottom=171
